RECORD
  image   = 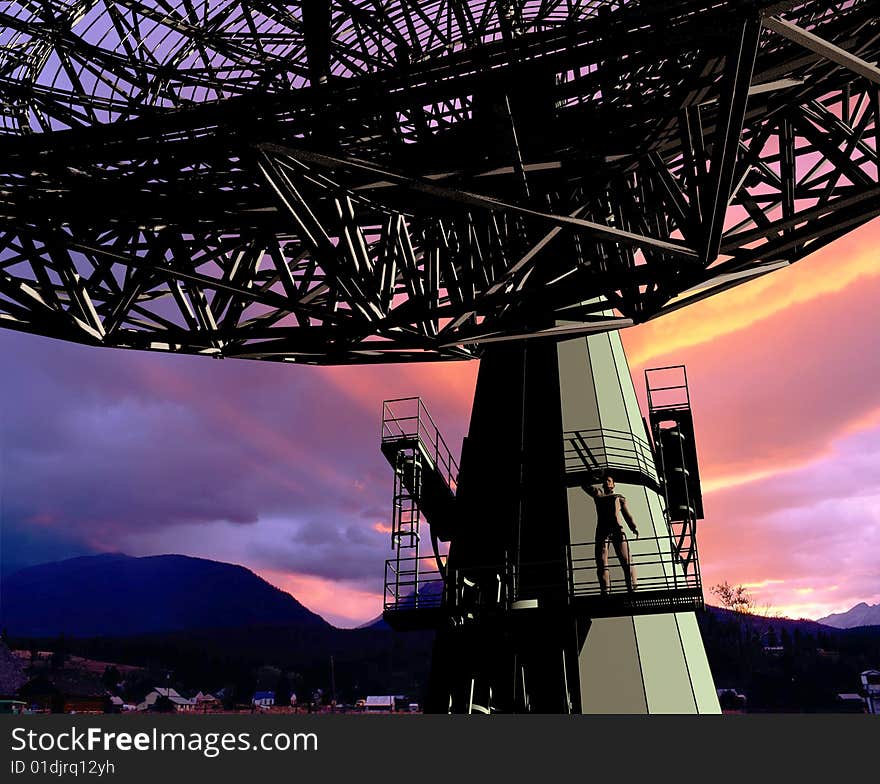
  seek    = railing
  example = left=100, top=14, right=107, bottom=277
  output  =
left=563, top=427, right=658, bottom=485
left=383, top=555, right=539, bottom=615
left=382, top=397, right=459, bottom=492
left=384, top=557, right=446, bottom=611
left=568, top=533, right=701, bottom=599
left=645, top=365, right=691, bottom=413
left=383, top=534, right=702, bottom=615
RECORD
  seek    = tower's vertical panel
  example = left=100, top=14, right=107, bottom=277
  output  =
left=557, top=332, right=719, bottom=713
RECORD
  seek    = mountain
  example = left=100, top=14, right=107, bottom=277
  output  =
left=357, top=615, right=387, bottom=629
left=0, top=553, right=434, bottom=702
left=2, top=551, right=879, bottom=710
left=0, top=553, right=330, bottom=638
left=817, top=602, right=880, bottom=629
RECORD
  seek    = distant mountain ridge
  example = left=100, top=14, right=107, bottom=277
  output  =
left=0, top=553, right=330, bottom=637
left=4, top=552, right=877, bottom=640
left=817, top=602, right=880, bottom=629
left=3, top=553, right=880, bottom=712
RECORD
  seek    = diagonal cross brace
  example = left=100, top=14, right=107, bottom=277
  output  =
left=260, top=144, right=698, bottom=260
left=700, top=15, right=762, bottom=266
left=763, top=16, right=880, bottom=86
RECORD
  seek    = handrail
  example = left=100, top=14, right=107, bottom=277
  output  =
left=384, top=533, right=702, bottom=612
left=563, top=427, right=658, bottom=484
left=382, top=397, right=459, bottom=492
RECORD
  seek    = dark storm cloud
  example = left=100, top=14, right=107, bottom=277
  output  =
left=0, top=329, right=402, bottom=573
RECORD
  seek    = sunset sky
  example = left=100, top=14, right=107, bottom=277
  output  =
left=1, top=218, right=878, bottom=626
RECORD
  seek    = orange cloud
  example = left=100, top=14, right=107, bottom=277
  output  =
left=617, top=219, right=880, bottom=619
left=319, top=362, right=478, bottom=433
left=260, top=569, right=383, bottom=628
left=624, top=244, right=880, bottom=487
left=623, top=219, right=880, bottom=368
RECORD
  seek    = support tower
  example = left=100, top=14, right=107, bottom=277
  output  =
left=382, top=332, right=718, bottom=713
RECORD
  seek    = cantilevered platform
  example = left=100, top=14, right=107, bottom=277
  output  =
left=380, top=398, right=458, bottom=541
left=383, top=530, right=704, bottom=631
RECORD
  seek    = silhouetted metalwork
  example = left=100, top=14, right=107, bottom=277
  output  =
left=381, top=386, right=705, bottom=631
left=380, top=397, right=456, bottom=599
left=647, top=365, right=704, bottom=580
left=0, top=1, right=877, bottom=363
left=384, top=533, right=704, bottom=631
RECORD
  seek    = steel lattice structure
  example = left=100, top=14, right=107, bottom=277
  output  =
left=0, top=0, right=878, bottom=363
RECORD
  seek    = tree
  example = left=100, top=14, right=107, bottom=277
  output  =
left=274, top=673, right=292, bottom=708
left=49, top=636, right=68, bottom=670
left=711, top=581, right=757, bottom=615
left=102, top=665, right=122, bottom=692
left=121, top=669, right=154, bottom=704
left=254, top=665, right=281, bottom=691
left=220, top=683, right=237, bottom=711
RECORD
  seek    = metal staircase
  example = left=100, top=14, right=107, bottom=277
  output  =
left=381, top=398, right=458, bottom=628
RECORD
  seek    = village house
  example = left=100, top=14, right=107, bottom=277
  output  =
left=138, top=687, right=196, bottom=712
left=364, top=695, right=408, bottom=712
left=716, top=687, right=747, bottom=712
left=861, top=670, right=880, bottom=714
left=18, top=671, right=110, bottom=714
left=194, top=691, right=221, bottom=712
left=835, top=693, right=866, bottom=712
left=252, top=690, right=275, bottom=708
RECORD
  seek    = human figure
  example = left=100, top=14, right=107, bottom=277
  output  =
left=583, top=471, right=639, bottom=595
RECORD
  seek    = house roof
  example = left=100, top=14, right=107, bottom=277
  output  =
left=144, top=689, right=193, bottom=706
left=139, top=690, right=195, bottom=709
left=0, top=642, right=27, bottom=696
left=253, top=691, right=275, bottom=700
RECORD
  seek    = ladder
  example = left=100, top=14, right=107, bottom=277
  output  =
left=645, top=365, right=704, bottom=576
left=381, top=398, right=458, bottom=610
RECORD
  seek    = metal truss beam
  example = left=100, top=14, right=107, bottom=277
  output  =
left=0, top=1, right=876, bottom=363
left=763, top=16, right=880, bottom=86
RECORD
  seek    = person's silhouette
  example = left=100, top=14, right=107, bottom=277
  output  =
left=583, top=471, right=639, bottom=595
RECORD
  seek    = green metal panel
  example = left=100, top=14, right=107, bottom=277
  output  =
left=674, top=612, right=722, bottom=713
left=557, top=335, right=602, bottom=432
left=558, top=325, right=719, bottom=713
left=566, top=486, right=594, bottom=549
left=609, top=329, right=649, bottom=439
left=633, top=613, right=699, bottom=713
left=588, top=331, right=631, bottom=434
left=579, top=617, right=649, bottom=713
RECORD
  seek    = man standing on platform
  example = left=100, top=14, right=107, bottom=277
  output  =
left=583, top=472, right=639, bottom=595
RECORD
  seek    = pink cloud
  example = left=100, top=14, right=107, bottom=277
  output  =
left=260, top=569, right=383, bottom=628
left=620, top=218, right=880, bottom=619
left=626, top=247, right=880, bottom=483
